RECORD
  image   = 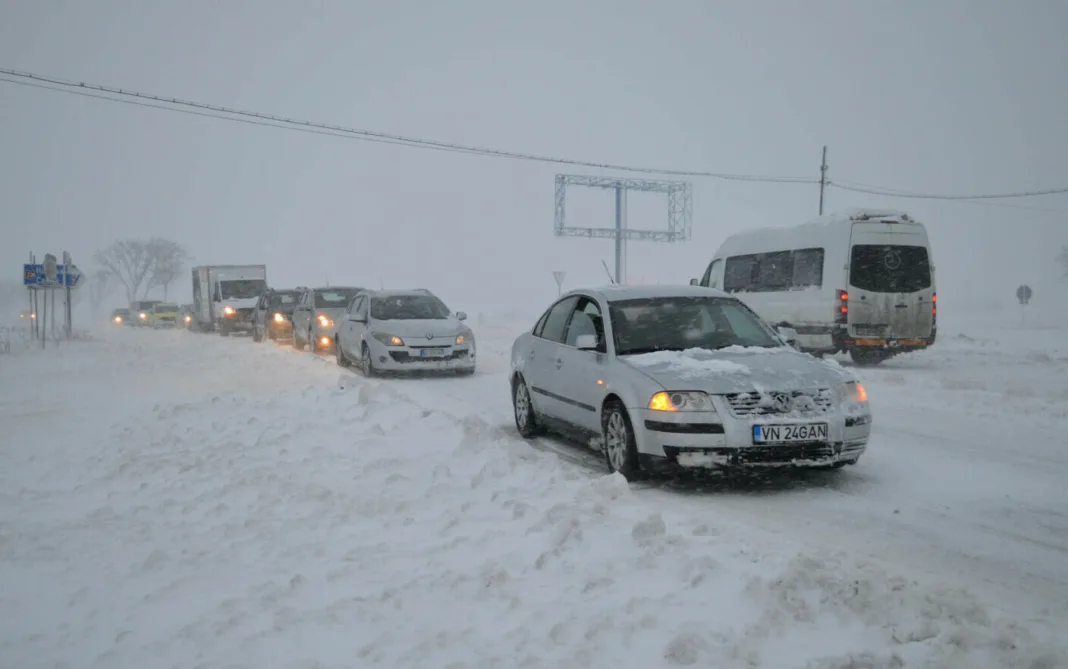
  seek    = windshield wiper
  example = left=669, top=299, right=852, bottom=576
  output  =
left=619, top=346, right=680, bottom=356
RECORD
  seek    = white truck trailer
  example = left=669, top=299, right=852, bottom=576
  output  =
left=191, top=265, right=268, bottom=335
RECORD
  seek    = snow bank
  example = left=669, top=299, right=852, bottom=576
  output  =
left=0, top=324, right=1064, bottom=669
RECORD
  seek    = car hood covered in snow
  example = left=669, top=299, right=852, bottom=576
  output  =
left=621, top=346, right=856, bottom=394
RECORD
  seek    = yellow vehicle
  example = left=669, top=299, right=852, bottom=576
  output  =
left=148, top=303, right=180, bottom=328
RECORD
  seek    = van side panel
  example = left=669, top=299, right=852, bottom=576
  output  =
left=708, top=220, right=847, bottom=352
left=846, top=222, right=935, bottom=341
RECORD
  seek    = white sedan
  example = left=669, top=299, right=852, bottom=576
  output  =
left=509, top=284, right=871, bottom=479
left=335, top=289, right=476, bottom=376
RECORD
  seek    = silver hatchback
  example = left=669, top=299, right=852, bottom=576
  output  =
left=509, top=285, right=872, bottom=479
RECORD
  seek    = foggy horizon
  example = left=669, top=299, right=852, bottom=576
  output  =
left=2, top=0, right=1066, bottom=314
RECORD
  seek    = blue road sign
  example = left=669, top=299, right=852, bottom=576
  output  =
left=23, top=263, right=83, bottom=288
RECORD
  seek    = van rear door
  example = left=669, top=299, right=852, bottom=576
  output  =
left=847, top=222, right=934, bottom=341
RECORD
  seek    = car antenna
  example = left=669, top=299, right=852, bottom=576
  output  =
left=601, top=260, right=615, bottom=284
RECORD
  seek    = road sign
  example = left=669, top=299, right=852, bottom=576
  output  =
left=43, top=254, right=58, bottom=284
left=552, top=270, right=566, bottom=296
left=23, top=263, right=84, bottom=288
left=1016, top=284, right=1032, bottom=305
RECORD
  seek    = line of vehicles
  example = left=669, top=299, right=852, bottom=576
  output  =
left=108, top=209, right=935, bottom=479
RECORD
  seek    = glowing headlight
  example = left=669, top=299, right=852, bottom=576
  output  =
left=184, top=315, right=191, bottom=323
left=139, top=312, right=147, bottom=319
left=273, top=312, right=285, bottom=323
left=223, top=306, right=235, bottom=316
left=317, top=315, right=333, bottom=328
left=648, top=391, right=715, bottom=412
left=839, top=381, right=868, bottom=403
left=372, top=332, right=404, bottom=346
left=114, top=316, right=122, bottom=323
left=455, top=331, right=473, bottom=345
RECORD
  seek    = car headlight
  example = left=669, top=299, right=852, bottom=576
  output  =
left=114, top=316, right=122, bottom=323
left=455, top=330, right=473, bottom=345
left=223, top=306, right=235, bottom=316
left=372, top=332, right=405, bottom=346
left=317, top=315, right=333, bottom=328
left=274, top=312, right=285, bottom=323
left=839, top=381, right=868, bottom=404
left=648, top=391, right=715, bottom=412
left=184, top=315, right=191, bottom=322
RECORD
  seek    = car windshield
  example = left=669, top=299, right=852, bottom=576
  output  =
left=113, top=309, right=129, bottom=317
left=154, top=304, right=178, bottom=312
left=220, top=280, right=267, bottom=300
left=849, top=244, right=931, bottom=293
left=371, top=295, right=451, bottom=320
left=269, top=292, right=299, bottom=308
left=609, top=296, right=781, bottom=356
left=314, top=289, right=360, bottom=308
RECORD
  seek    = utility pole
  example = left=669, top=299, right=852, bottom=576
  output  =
left=818, top=145, right=828, bottom=216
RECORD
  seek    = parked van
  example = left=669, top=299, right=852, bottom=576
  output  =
left=690, top=209, right=936, bottom=366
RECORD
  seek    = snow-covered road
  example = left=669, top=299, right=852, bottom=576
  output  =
left=1, top=312, right=1066, bottom=668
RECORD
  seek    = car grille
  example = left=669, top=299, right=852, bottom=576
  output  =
left=723, top=389, right=834, bottom=417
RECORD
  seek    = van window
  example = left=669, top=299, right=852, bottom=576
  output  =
left=850, top=245, right=931, bottom=293
left=791, top=248, right=824, bottom=288
left=700, top=259, right=722, bottom=288
left=723, top=249, right=822, bottom=293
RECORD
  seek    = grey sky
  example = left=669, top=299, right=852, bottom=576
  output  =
left=2, top=0, right=1066, bottom=313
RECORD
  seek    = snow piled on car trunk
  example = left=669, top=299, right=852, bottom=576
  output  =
left=0, top=321, right=1063, bottom=669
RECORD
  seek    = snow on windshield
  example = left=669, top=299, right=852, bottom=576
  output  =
left=625, top=348, right=750, bottom=378
left=609, top=296, right=780, bottom=355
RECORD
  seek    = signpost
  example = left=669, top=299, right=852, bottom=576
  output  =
left=22, top=251, right=84, bottom=347
left=552, top=270, right=566, bottom=297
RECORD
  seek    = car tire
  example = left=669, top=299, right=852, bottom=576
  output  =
left=361, top=344, right=377, bottom=377
left=309, top=329, right=319, bottom=353
left=336, top=337, right=350, bottom=367
left=601, top=400, right=641, bottom=480
left=252, top=326, right=263, bottom=343
left=511, top=374, right=544, bottom=438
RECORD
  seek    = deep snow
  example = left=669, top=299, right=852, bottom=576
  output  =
left=1, top=309, right=1066, bottom=669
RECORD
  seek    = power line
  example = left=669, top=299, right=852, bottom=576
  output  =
left=828, top=178, right=1067, bottom=212
left=3, top=67, right=1067, bottom=205
left=0, top=68, right=816, bottom=185
left=828, top=178, right=1068, bottom=201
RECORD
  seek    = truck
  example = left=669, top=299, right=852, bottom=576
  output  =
left=191, top=265, right=268, bottom=336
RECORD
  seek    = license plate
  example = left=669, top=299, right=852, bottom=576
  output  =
left=753, top=423, right=828, bottom=444
left=854, top=339, right=885, bottom=347
left=417, top=348, right=445, bottom=358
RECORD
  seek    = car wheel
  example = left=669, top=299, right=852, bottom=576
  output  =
left=309, top=329, right=319, bottom=353
left=336, top=337, right=349, bottom=367
left=252, top=326, right=262, bottom=343
left=292, top=328, right=303, bottom=350
left=512, top=375, right=543, bottom=438
left=602, top=400, right=641, bottom=480
left=362, top=344, right=377, bottom=377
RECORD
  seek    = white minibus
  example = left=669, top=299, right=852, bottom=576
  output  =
left=691, top=209, right=936, bottom=366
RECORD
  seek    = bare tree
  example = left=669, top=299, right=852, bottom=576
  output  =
left=87, top=269, right=116, bottom=316
left=94, top=240, right=155, bottom=304
left=144, top=238, right=190, bottom=300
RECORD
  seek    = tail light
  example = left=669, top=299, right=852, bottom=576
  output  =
left=931, top=293, right=937, bottom=326
left=834, top=290, right=848, bottom=325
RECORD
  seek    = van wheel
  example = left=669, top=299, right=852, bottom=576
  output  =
left=850, top=349, right=887, bottom=367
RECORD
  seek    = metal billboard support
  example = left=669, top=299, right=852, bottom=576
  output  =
left=553, top=174, right=693, bottom=285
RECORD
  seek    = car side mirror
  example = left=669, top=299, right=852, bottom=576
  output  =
left=689, top=278, right=700, bottom=286
left=777, top=326, right=800, bottom=350
left=575, top=333, right=599, bottom=351
left=456, top=311, right=467, bottom=321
